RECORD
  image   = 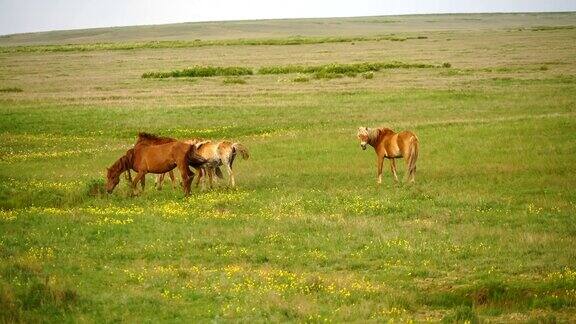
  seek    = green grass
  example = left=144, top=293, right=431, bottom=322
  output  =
left=1, top=12, right=575, bottom=322
left=0, top=35, right=427, bottom=54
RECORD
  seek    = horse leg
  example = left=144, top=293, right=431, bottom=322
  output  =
left=377, top=155, right=384, bottom=184
left=207, top=167, right=214, bottom=189
left=132, top=171, right=146, bottom=195
left=168, top=170, right=177, bottom=189
left=156, top=173, right=164, bottom=190
left=390, top=159, right=399, bottom=182
left=194, top=167, right=203, bottom=189
left=177, top=164, right=192, bottom=196
left=224, top=160, right=235, bottom=187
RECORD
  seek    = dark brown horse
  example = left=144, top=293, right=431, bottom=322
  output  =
left=357, top=126, right=419, bottom=184
left=106, top=134, right=206, bottom=196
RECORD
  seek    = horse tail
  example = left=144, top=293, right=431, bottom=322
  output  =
left=232, top=143, right=250, bottom=160
left=214, top=166, right=224, bottom=179
left=408, top=135, right=419, bottom=182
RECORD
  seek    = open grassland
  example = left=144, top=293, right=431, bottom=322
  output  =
left=0, top=13, right=575, bottom=322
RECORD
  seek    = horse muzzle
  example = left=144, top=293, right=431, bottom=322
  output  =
left=360, top=143, right=367, bottom=150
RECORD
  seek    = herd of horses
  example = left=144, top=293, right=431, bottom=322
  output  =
left=105, top=127, right=419, bottom=196
left=105, top=133, right=249, bottom=196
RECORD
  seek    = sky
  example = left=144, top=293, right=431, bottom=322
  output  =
left=1, top=0, right=575, bottom=36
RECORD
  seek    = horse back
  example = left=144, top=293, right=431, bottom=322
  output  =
left=377, top=128, right=417, bottom=158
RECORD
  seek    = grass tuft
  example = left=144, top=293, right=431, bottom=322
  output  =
left=85, top=179, right=106, bottom=197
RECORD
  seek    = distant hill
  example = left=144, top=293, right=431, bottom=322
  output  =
left=0, top=12, right=574, bottom=47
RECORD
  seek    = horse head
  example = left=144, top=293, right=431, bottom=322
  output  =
left=105, top=150, right=133, bottom=193
left=105, top=166, right=120, bottom=193
left=357, top=127, right=370, bottom=150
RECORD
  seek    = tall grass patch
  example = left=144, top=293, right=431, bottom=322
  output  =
left=258, top=61, right=442, bottom=75
left=0, top=87, right=23, bottom=93
left=142, top=66, right=253, bottom=78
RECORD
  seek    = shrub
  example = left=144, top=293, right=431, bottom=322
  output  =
left=442, top=62, right=452, bottom=68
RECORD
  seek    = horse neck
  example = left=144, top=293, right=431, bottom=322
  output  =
left=367, top=128, right=381, bottom=147
left=111, top=154, right=132, bottom=178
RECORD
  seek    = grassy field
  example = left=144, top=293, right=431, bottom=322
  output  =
left=1, top=12, right=576, bottom=322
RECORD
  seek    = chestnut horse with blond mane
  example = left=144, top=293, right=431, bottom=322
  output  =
left=357, top=127, right=419, bottom=184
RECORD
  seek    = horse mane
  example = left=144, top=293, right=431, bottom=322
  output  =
left=109, top=149, right=134, bottom=178
left=368, top=127, right=395, bottom=143
left=136, top=132, right=176, bottom=145
left=366, top=128, right=381, bottom=144
left=194, top=140, right=212, bottom=149
left=183, top=138, right=205, bottom=146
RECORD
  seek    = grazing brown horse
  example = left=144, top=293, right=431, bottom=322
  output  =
left=357, top=126, right=419, bottom=184
left=105, top=134, right=206, bottom=196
